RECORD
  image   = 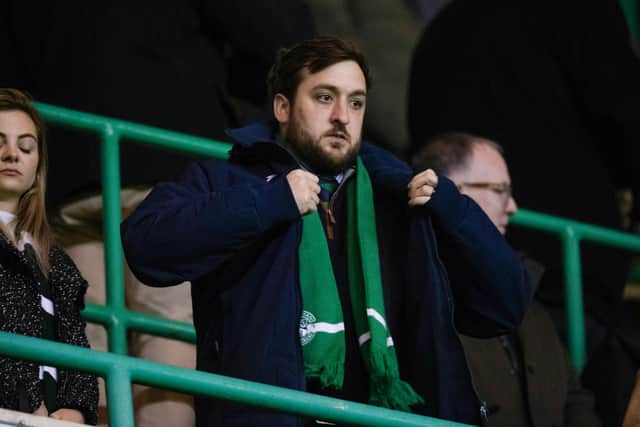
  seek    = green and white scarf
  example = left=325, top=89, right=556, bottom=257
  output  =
left=298, top=157, right=424, bottom=412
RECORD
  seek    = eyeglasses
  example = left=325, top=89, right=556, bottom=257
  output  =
left=459, top=182, right=513, bottom=200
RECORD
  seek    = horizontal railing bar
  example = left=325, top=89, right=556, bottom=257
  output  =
left=81, top=304, right=117, bottom=327
left=81, top=304, right=196, bottom=343
left=35, top=102, right=232, bottom=159
left=125, top=310, right=196, bottom=343
left=0, top=332, right=472, bottom=427
left=511, top=209, right=640, bottom=250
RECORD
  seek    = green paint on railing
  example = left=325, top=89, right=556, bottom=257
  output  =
left=82, top=304, right=196, bottom=343
left=18, top=101, right=640, bottom=424
left=561, top=230, right=586, bottom=372
left=101, top=128, right=128, bottom=355
left=35, top=102, right=232, bottom=159
left=0, top=332, right=471, bottom=427
left=511, top=209, right=640, bottom=371
left=620, top=0, right=640, bottom=38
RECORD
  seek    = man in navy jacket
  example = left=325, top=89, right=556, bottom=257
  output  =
left=121, top=36, right=529, bottom=426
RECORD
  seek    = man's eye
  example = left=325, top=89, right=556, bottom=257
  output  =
left=317, top=94, right=332, bottom=103
left=350, top=99, right=365, bottom=110
left=492, top=184, right=512, bottom=196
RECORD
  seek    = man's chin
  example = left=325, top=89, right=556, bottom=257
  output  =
left=321, top=147, right=350, bottom=162
left=312, top=151, right=357, bottom=175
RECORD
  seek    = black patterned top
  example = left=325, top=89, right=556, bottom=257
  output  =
left=0, top=215, right=98, bottom=424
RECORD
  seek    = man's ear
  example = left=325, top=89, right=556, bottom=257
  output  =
left=273, top=94, right=290, bottom=124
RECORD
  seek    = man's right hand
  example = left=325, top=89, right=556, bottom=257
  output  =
left=287, top=169, right=320, bottom=215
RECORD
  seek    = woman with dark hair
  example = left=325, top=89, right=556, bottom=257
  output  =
left=0, top=88, right=98, bottom=424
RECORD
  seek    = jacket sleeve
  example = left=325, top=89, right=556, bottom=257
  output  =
left=428, top=176, right=530, bottom=337
left=360, top=143, right=529, bottom=337
left=53, top=249, right=99, bottom=425
left=121, top=160, right=301, bottom=287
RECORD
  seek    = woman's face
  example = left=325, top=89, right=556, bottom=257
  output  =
left=0, top=110, right=39, bottom=213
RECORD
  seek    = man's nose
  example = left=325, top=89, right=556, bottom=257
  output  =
left=330, top=99, right=349, bottom=124
left=506, top=196, right=518, bottom=216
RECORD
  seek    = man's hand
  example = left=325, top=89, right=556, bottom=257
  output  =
left=287, top=169, right=320, bottom=215
left=50, top=408, right=85, bottom=423
left=408, top=169, right=438, bottom=206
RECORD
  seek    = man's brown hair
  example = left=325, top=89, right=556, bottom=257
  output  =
left=267, top=36, right=372, bottom=103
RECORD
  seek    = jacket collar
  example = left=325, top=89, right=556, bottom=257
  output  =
left=225, top=122, right=412, bottom=198
left=226, top=121, right=301, bottom=177
left=225, top=121, right=277, bottom=147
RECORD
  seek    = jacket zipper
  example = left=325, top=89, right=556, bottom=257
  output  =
left=426, top=219, right=489, bottom=425
left=322, top=172, right=353, bottom=240
left=324, top=207, right=336, bottom=240
left=324, top=169, right=355, bottom=240
left=293, top=221, right=305, bottom=427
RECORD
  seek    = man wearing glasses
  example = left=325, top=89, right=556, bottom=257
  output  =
left=412, top=132, right=601, bottom=427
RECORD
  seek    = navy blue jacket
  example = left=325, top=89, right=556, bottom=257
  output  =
left=121, top=122, right=530, bottom=426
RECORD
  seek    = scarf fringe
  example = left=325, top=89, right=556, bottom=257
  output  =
left=307, top=362, right=345, bottom=390
left=368, top=350, right=425, bottom=411
left=369, top=376, right=425, bottom=412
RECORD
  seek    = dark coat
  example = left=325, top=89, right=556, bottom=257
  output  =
left=121, top=122, right=530, bottom=426
left=0, top=237, right=98, bottom=425
left=460, top=259, right=601, bottom=427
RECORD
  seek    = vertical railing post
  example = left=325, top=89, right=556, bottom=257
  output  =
left=107, top=366, right=135, bottom=426
left=620, top=0, right=639, bottom=39
left=101, top=126, right=127, bottom=355
left=562, top=227, right=586, bottom=372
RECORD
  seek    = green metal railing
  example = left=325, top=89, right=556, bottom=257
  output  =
left=510, top=210, right=640, bottom=371
left=0, top=332, right=464, bottom=427
left=3, top=102, right=640, bottom=425
left=621, top=0, right=640, bottom=39
left=3, top=102, right=470, bottom=427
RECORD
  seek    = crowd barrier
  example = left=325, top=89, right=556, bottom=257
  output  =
left=2, top=102, right=639, bottom=425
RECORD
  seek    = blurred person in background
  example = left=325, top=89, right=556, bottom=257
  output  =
left=414, top=132, right=601, bottom=427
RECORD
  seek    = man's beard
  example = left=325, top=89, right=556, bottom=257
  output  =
left=285, top=121, right=360, bottom=176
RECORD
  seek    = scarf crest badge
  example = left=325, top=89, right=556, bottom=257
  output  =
left=300, top=310, right=317, bottom=345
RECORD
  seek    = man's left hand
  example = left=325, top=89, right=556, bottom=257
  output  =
left=408, top=169, right=438, bottom=206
